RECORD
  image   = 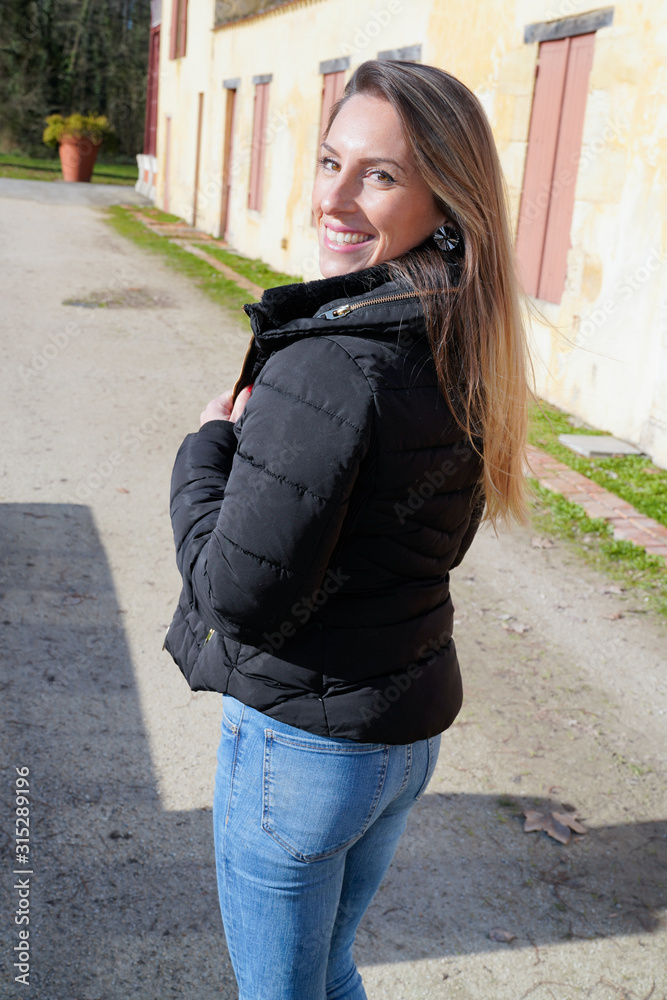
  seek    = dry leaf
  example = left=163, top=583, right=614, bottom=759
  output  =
left=116, top=487, right=130, bottom=494
left=600, top=584, right=624, bottom=594
left=523, top=809, right=544, bottom=833
left=61, top=595, right=82, bottom=606
left=603, top=611, right=623, bottom=620
left=523, top=806, right=587, bottom=844
left=553, top=810, right=587, bottom=834
left=531, top=536, right=557, bottom=548
left=543, top=814, right=571, bottom=844
left=502, top=621, right=531, bottom=634
left=488, top=927, right=516, bottom=943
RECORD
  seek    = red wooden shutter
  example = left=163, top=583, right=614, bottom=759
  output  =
left=164, top=116, right=172, bottom=212
left=515, top=38, right=570, bottom=297
left=144, top=26, right=160, bottom=155
left=177, top=0, right=188, bottom=58
left=320, top=70, right=345, bottom=143
left=538, top=32, right=595, bottom=302
left=515, top=32, right=596, bottom=304
left=220, top=88, right=237, bottom=241
left=169, top=0, right=178, bottom=59
left=248, top=82, right=270, bottom=211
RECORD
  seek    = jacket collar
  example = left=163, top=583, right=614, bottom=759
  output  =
left=236, top=265, right=429, bottom=395
left=243, top=264, right=393, bottom=338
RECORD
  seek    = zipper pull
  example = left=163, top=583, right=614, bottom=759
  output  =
left=204, top=627, right=215, bottom=645
left=322, top=304, right=352, bottom=320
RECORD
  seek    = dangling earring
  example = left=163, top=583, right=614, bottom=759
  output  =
left=432, top=224, right=461, bottom=252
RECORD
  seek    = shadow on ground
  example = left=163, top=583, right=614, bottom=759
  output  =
left=0, top=504, right=664, bottom=998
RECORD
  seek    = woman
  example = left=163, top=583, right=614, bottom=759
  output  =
left=165, top=60, right=528, bottom=999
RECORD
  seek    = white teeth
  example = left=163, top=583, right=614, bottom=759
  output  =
left=326, top=227, right=372, bottom=246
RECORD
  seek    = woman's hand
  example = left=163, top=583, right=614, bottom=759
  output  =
left=200, top=385, right=252, bottom=427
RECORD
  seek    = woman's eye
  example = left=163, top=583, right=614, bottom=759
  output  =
left=369, top=169, right=396, bottom=184
left=318, top=156, right=340, bottom=172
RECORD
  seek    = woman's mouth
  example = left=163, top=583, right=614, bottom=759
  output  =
left=324, top=226, right=374, bottom=249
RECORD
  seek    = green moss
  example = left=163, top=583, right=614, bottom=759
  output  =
left=103, top=206, right=252, bottom=322
left=529, top=399, right=667, bottom=528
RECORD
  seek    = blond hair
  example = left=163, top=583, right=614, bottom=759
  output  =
left=328, top=61, right=530, bottom=527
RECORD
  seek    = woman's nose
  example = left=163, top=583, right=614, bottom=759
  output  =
left=319, top=171, right=359, bottom=216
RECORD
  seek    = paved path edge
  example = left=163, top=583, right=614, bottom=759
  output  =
left=527, top=444, right=667, bottom=562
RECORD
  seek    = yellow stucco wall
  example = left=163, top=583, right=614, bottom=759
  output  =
left=155, top=0, right=667, bottom=466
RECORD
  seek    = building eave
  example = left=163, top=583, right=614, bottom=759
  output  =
left=213, top=0, right=327, bottom=32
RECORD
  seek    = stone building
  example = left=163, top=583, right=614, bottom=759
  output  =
left=136, top=0, right=667, bottom=468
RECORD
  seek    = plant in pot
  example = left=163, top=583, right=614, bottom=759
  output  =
left=43, top=113, right=114, bottom=183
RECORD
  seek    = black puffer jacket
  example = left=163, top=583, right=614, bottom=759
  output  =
left=165, top=265, right=484, bottom=744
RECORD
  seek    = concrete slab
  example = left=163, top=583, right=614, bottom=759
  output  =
left=558, top=433, right=644, bottom=457
left=0, top=176, right=150, bottom=206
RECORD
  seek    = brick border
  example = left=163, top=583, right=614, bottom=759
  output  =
left=122, top=205, right=265, bottom=300
left=527, top=445, right=667, bottom=562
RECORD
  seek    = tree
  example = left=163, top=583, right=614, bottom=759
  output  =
left=0, top=0, right=150, bottom=156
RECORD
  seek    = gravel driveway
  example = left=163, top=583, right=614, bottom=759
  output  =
left=1, top=183, right=665, bottom=1000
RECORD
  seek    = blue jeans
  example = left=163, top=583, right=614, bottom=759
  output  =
left=213, top=694, right=441, bottom=1000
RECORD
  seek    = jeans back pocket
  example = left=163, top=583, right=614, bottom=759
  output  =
left=262, top=731, right=389, bottom=863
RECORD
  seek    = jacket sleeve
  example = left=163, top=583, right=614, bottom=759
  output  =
left=450, top=483, right=485, bottom=569
left=169, top=337, right=374, bottom=647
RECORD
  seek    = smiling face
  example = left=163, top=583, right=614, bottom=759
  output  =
left=312, top=93, right=446, bottom=278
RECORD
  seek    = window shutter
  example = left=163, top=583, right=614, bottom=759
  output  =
left=177, top=0, right=188, bottom=58
left=169, top=0, right=178, bottom=59
left=248, top=82, right=270, bottom=211
left=320, top=71, right=345, bottom=143
left=538, top=32, right=595, bottom=302
left=515, top=38, right=570, bottom=297
left=144, top=26, right=160, bottom=155
left=516, top=31, right=596, bottom=304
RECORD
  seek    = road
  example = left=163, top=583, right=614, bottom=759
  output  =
left=0, top=182, right=665, bottom=1000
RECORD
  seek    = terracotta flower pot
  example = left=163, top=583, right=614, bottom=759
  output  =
left=58, top=135, right=101, bottom=182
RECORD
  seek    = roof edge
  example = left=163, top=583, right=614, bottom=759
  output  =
left=213, top=0, right=327, bottom=32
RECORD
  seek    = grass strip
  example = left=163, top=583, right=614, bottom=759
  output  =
left=529, top=399, right=667, bottom=529
left=104, top=205, right=252, bottom=321
left=0, top=152, right=138, bottom=185
left=132, top=206, right=183, bottom=224
left=192, top=243, right=301, bottom=290
left=529, top=479, right=667, bottom=618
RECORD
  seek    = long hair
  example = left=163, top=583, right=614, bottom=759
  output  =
left=326, top=60, right=531, bottom=528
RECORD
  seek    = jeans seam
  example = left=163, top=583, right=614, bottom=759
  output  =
left=395, top=743, right=412, bottom=798
left=261, top=737, right=390, bottom=863
left=268, top=733, right=387, bottom=754
left=414, top=737, right=436, bottom=800
left=224, top=703, right=244, bottom=826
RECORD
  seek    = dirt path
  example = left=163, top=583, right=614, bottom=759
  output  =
left=1, top=191, right=665, bottom=1000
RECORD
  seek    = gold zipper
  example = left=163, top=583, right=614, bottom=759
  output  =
left=321, top=290, right=420, bottom=320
